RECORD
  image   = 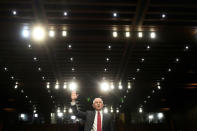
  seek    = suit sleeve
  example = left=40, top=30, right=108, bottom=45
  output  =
left=71, top=104, right=87, bottom=119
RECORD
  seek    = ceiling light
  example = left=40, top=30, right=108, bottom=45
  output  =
left=175, top=58, right=180, bottom=62
left=106, top=58, right=109, bottom=62
left=138, top=32, right=143, bottom=38
left=57, top=112, right=63, bottom=118
left=49, top=30, right=55, bottom=37
left=104, top=68, right=107, bottom=72
left=116, top=109, right=119, bottom=113
left=168, top=68, right=171, bottom=72
left=152, top=90, right=155, bottom=93
left=70, top=57, right=73, bottom=61
left=55, top=82, right=59, bottom=90
left=63, top=12, right=68, bottom=16
left=136, top=68, right=140, bottom=72
left=141, top=58, right=145, bottom=62
left=25, top=96, right=28, bottom=98
left=110, top=82, right=114, bottom=89
left=112, top=31, right=118, bottom=38
left=42, top=76, right=45, bottom=80
left=148, top=114, right=154, bottom=120
left=12, top=10, right=17, bottom=15
left=104, top=108, right=108, bottom=113
left=22, top=29, right=30, bottom=38
left=14, top=85, right=18, bottom=89
left=147, top=96, right=151, bottom=99
left=33, top=57, right=37, bottom=61
left=4, top=67, right=8, bottom=71
left=161, top=14, right=166, bottom=18
left=185, top=45, right=189, bottom=50
left=69, top=108, right=73, bottom=113
left=157, top=113, right=164, bottom=119
left=118, top=82, right=122, bottom=90
left=100, top=82, right=110, bottom=92
left=11, top=76, right=14, bottom=79
left=72, top=68, right=75, bottom=71
left=150, top=32, right=156, bottom=39
left=132, top=77, right=136, bottom=80
left=128, top=82, right=131, bottom=89
left=113, top=12, right=117, bottom=17
left=34, top=114, right=38, bottom=118
left=46, top=83, right=50, bottom=89
left=108, top=45, right=111, bottom=49
left=125, top=32, right=130, bottom=37
left=69, top=82, right=77, bottom=91
left=32, top=25, right=46, bottom=41
left=146, top=45, right=150, bottom=50
left=139, top=108, right=143, bottom=113
left=71, top=115, right=76, bottom=120
left=144, top=100, right=147, bottom=103
left=157, top=85, right=161, bottom=90
left=62, top=31, right=67, bottom=37
left=38, top=67, right=42, bottom=71
left=63, top=82, right=67, bottom=89
left=68, top=44, right=72, bottom=49
left=161, top=77, right=165, bottom=80
left=28, top=44, right=32, bottom=48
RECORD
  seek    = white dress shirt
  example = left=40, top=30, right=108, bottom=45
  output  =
left=91, top=110, right=103, bottom=131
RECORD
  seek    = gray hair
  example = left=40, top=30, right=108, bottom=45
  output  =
left=93, top=98, right=103, bottom=104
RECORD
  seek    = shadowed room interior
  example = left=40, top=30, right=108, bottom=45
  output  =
left=0, top=0, right=197, bottom=131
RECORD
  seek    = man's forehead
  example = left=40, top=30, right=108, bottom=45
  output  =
left=94, top=98, right=102, bottom=101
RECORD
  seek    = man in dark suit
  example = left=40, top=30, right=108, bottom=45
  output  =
left=71, top=91, right=114, bottom=131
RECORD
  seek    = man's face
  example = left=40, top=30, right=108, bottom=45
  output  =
left=92, top=98, right=104, bottom=111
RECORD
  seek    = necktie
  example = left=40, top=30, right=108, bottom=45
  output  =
left=97, top=111, right=101, bottom=131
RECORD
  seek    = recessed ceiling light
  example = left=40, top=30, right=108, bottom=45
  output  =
left=72, top=68, right=75, bottom=71
left=38, top=67, right=42, bottom=71
left=113, top=12, right=117, bottom=17
left=12, top=10, right=17, bottom=15
left=62, top=31, right=67, bottom=37
left=33, top=57, right=37, bottom=61
left=141, top=58, right=145, bottom=62
left=125, top=32, right=130, bottom=37
left=70, top=57, right=74, bottom=61
left=138, top=32, right=143, bottom=38
left=4, top=67, right=8, bottom=71
left=161, top=13, right=166, bottom=18
left=146, top=45, right=151, bottom=50
left=49, top=30, right=55, bottom=37
left=112, top=31, right=118, bottom=38
left=108, top=45, right=111, bottom=49
left=150, top=32, right=156, bottom=39
left=68, top=44, right=72, bottom=49
left=63, top=12, right=68, bottom=16
left=106, top=58, right=109, bottom=62
left=104, top=68, right=107, bottom=72
left=28, top=44, right=32, bottom=48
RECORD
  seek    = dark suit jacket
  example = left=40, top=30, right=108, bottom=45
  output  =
left=71, top=104, right=114, bottom=131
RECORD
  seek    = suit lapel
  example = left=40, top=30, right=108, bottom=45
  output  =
left=102, top=112, right=106, bottom=130
left=90, top=111, right=96, bottom=127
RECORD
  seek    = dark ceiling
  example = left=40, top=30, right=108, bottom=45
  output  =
left=0, top=0, right=197, bottom=115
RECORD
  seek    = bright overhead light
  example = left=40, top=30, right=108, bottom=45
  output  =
left=176, top=58, right=180, bottom=62
left=38, top=67, right=42, bottom=71
left=148, top=114, right=154, bottom=120
left=104, top=108, right=108, bottom=113
left=168, top=68, right=171, bottom=72
left=69, top=108, right=73, bottom=113
left=128, top=82, right=131, bottom=89
left=33, top=57, right=37, bottom=61
left=185, top=45, right=189, bottom=50
left=150, top=32, right=156, bottom=39
left=158, top=113, right=164, bottom=119
left=69, top=82, right=77, bottom=91
left=118, top=82, right=122, bottom=90
left=20, top=114, right=25, bottom=118
left=161, top=14, right=166, bottom=18
left=22, top=29, right=30, bottom=38
left=100, top=82, right=110, bottom=92
left=106, top=58, right=109, bottom=62
left=108, top=45, right=111, bottom=49
left=110, top=82, right=114, bottom=89
left=138, top=32, right=143, bottom=38
left=57, top=112, right=63, bottom=118
left=62, top=31, right=67, bottom=37
left=34, top=114, right=38, bottom=118
left=116, top=109, right=119, bottom=113
left=12, top=10, right=17, bottom=15
left=141, top=58, right=145, bottom=62
left=136, top=68, right=140, bottom=72
left=72, top=68, right=75, bottom=71
left=139, top=108, right=143, bottom=113
left=63, top=82, right=67, bottom=89
left=125, top=32, right=130, bottom=37
left=55, top=82, right=59, bottom=90
left=71, top=115, right=76, bottom=120
left=32, top=26, right=46, bottom=41
left=68, top=44, right=72, bottom=49
left=104, top=68, right=107, bottom=72
left=63, top=12, right=68, bottom=16
left=146, top=45, right=150, bottom=50
left=46, top=83, right=50, bottom=89
left=28, top=44, right=32, bottom=48
left=14, top=85, right=18, bottom=89
left=113, top=31, right=118, bottom=38
left=49, top=30, right=55, bottom=37
left=4, top=67, right=8, bottom=71
left=113, top=12, right=117, bottom=17
left=157, top=85, right=161, bottom=90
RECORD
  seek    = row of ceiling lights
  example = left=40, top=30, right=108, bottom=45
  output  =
left=138, top=45, right=190, bottom=113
